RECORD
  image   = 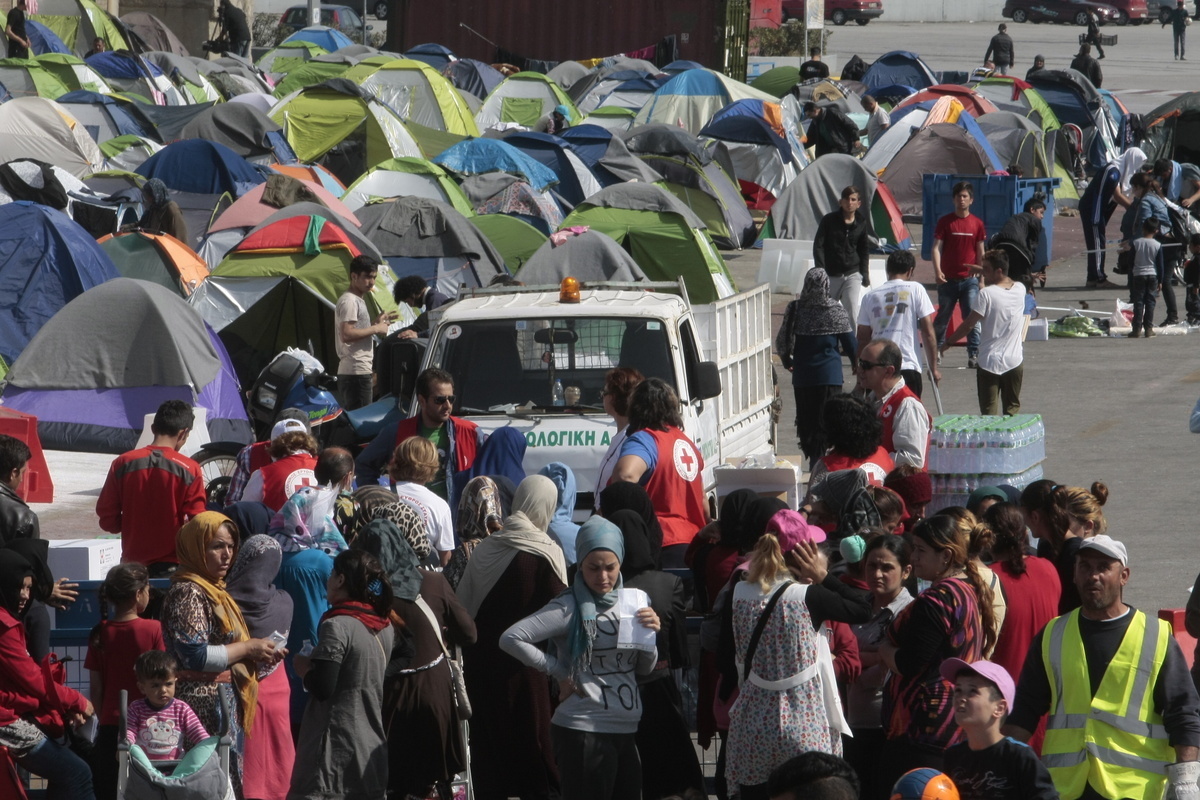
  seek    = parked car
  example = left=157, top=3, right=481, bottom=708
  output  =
left=1145, top=0, right=1176, bottom=22
left=278, top=4, right=372, bottom=37
left=781, top=0, right=884, bottom=26
left=1101, top=0, right=1149, bottom=24
left=1002, top=0, right=1119, bottom=26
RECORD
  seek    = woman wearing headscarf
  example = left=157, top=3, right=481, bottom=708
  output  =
left=774, top=267, right=858, bottom=466
left=161, top=512, right=282, bottom=792
left=0, top=550, right=96, bottom=800
left=358, top=502, right=477, bottom=800
left=612, top=510, right=705, bottom=800
left=456, top=474, right=569, bottom=800
left=598, top=480, right=664, bottom=568
left=539, top=461, right=581, bottom=564
left=452, top=426, right=527, bottom=509
left=225, top=502, right=274, bottom=541
left=501, top=516, right=661, bottom=800
left=227, top=535, right=295, bottom=800
left=443, top=475, right=504, bottom=590
left=4, top=537, right=72, bottom=663
left=137, top=177, right=188, bottom=242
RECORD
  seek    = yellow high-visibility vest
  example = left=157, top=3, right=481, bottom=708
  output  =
left=1040, top=609, right=1175, bottom=800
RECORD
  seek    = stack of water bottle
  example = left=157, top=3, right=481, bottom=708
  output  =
left=927, top=414, right=1046, bottom=510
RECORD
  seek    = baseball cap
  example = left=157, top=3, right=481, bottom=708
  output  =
left=967, top=486, right=1007, bottom=514
left=766, top=509, right=827, bottom=551
left=270, top=417, right=309, bottom=440
left=939, top=658, right=1014, bottom=710
left=1078, top=534, right=1128, bottom=566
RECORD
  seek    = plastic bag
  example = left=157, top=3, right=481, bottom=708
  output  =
left=1109, top=300, right=1134, bottom=329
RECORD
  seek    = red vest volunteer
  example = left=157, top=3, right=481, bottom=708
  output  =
left=257, top=451, right=318, bottom=510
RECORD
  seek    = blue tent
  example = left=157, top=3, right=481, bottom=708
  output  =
left=85, top=50, right=165, bottom=80
left=501, top=131, right=600, bottom=206
left=445, top=58, right=504, bottom=99
left=281, top=26, right=354, bottom=52
left=862, top=51, right=938, bottom=91
left=700, top=116, right=792, bottom=162
left=0, top=202, right=118, bottom=365
left=56, top=90, right=156, bottom=140
left=862, top=83, right=918, bottom=105
left=27, top=21, right=72, bottom=55
left=663, top=60, right=704, bottom=73
left=136, top=139, right=265, bottom=196
left=404, top=43, right=456, bottom=71
left=434, top=138, right=559, bottom=191
left=558, top=124, right=662, bottom=187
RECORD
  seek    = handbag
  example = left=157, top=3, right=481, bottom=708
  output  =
left=414, top=595, right=472, bottom=720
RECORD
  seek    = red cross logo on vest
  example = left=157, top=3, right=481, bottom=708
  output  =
left=672, top=439, right=699, bottom=482
left=285, top=469, right=317, bottom=500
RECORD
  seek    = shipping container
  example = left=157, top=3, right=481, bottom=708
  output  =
left=390, top=0, right=750, bottom=80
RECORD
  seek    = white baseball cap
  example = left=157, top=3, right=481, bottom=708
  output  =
left=270, top=418, right=308, bottom=440
left=1078, top=534, right=1128, bottom=566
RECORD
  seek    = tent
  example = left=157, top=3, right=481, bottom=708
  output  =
left=0, top=158, right=136, bottom=234
left=707, top=98, right=806, bottom=164
left=864, top=96, right=1006, bottom=176
left=356, top=196, right=508, bottom=293
left=257, top=40, right=328, bottom=73
left=579, top=106, right=638, bottom=132
left=99, top=134, right=162, bottom=170
left=136, top=138, right=265, bottom=196
left=973, top=76, right=1063, bottom=130
left=341, top=156, right=474, bottom=215
left=544, top=60, right=594, bottom=94
left=227, top=91, right=277, bottom=115
left=895, top=84, right=1000, bottom=117
left=97, top=230, right=209, bottom=296
left=750, top=66, right=801, bottom=98
left=633, top=68, right=777, bottom=135
left=143, top=51, right=222, bottom=104
left=282, top=26, right=355, bottom=53
left=0, top=202, right=118, bottom=365
left=0, top=59, right=73, bottom=101
left=30, top=0, right=128, bottom=57
left=178, top=103, right=288, bottom=161
left=404, top=43, right=457, bottom=72
left=880, top=123, right=995, bottom=217
left=270, top=79, right=424, bottom=186
left=2, top=278, right=250, bottom=453
left=190, top=214, right=396, bottom=384
left=663, top=60, right=703, bottom=74
left=434, top=137, right=559, bottom=190
left=55, top=89, right=155, bottom=144
left=344, top=58, right=479, bottom=136
left=120, top=12, right=188, bottom=56
left=195, top=61, right=267, bottom=100
left=861, top=51, right=938, bottom=91
left=475, top=71, right=579, bottom=130
left=208, top=175, right=359, bottom=234
left=498, top=131, right=603, bottom=207
left=34, top=52, right=112, bottom=95
left=270, top=52, right=365, bottom=99
left=26, top=20, right=73, bottom=56
left=444, top=58, right=504, bottom=101
left=85, top=50, right=184, bottom=104
left=553, top=124, right=662, bottom=187
left=0, top=96, right=105, bottom=177
left=699, top=115, right=802, bottom=209
left=977, top=111, right=1055, bottom=182
left=1143, top=91, right=1200, bottom=166
left=461, top=174, right=563, bottom=235
left=768, top=153, right=911, bottom=250
left=271, top=163, right=346, bottom=195
left=559, top=182, right=736, bottom=303
left=468, top=213, right=547, bottom=273
left=196, top=200, right=376, bottom=270
left=1026, top=69, right=1120, bottom=175
left=517, top=227, right=647, bottom=284
left=574, top=69, right=654, bottom=115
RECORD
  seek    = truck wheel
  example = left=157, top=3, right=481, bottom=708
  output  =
left=195, top=448, right=238, bottom=507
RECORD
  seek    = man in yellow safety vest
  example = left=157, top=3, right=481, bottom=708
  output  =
left=1004, top=535, right=1200, bottom=800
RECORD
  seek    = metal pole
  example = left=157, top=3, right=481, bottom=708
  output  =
left=926, top=359, right=944, bottom=416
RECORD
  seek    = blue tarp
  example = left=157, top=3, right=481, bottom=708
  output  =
left=136, top=139, right=265, bottom=196
left=0, top=202, right=118, bottom=365
left=85, top=50, right=164, bottom=79
left=27, top=21, right=71, bottom=55
left=862, top=51, right=938, bottom=91
left=434, top=138, right=559, bottom=191
left=281, top=26, right=354, bottom=52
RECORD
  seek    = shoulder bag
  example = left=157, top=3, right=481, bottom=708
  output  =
left=414, top=595, right=472, bottom=720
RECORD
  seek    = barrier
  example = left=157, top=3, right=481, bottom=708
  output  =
left=0, top=407, right=53, bottom=503
left=921, top=174, right=1062, bottom=268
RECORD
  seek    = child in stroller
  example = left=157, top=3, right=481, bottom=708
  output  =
left=125, top=652, right=208, bottom=761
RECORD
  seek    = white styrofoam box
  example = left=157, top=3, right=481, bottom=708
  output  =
left=48, top=538, right=123, bottom=581
left=134, top=406, right=211, bottom=457
left=1026, top=318, right=1049, bottom=341
left=758, top=239, right=815, bottom=294
left=715, top=462, right=802, bottom=509
left=866, top=257, right=888, bottom=289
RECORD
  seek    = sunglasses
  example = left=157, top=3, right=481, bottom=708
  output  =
left=428, top=395, right=456, bottom=405
left=857, top=359, right=886, bottom=371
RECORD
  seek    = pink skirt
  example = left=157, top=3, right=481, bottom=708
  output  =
left=241, top=665, right=296, bottom=800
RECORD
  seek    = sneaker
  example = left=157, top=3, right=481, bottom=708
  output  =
left=967, top=356, right=978, bottom=369
left=1162, top=317, right=1180, bottom=326
left=1145, top=328, right=1157, bottom=338
left=1127, top=330, right=1140, bottom=338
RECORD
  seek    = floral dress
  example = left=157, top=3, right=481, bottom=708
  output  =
left=725, top=578, right=837, bottom=789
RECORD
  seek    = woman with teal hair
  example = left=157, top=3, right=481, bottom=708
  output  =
left=501, top=516, right=661, bottom=800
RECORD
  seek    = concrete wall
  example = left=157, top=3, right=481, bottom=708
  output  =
left=101, top=0, right=251, bottom=57
left=882, top=0, right=1004, bottom=22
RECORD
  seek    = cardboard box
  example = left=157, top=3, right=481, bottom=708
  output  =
left=715, top=462, right=802, bottom=509
left=48, top=538, right=123, bottom=582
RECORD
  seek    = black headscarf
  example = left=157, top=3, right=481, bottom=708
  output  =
left=490, top=475, right=518, bottom=517
left=747, top=498, right=789, bottom=545
left=599, top=481, right=664, bottom=566
left=718, top=488, right=760, bottom=551
left=5, top=539, right=53, bottom=602
left=0, top=550, right=33, bottom=616
left=611, top=509, right=655, bottom=578
left=810, top=469, right=881, bottom=541
left=226, top=502, right=274, bottom=541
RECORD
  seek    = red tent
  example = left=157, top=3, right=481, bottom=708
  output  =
left=895, top=84, right=1000, bottom=117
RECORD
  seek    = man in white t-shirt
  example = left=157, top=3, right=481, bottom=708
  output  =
left=389, top=436, right=455, bottom=565
left=941, top=250, right=1028, bottom=415
left=862, top=94, right=891, bottom=147
left=856, top=250, right=941, bottom=397
left=335, top=255, right=397, bottom=411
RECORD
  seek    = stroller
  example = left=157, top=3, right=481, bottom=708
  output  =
left=116, top=689, right=235, bottom=800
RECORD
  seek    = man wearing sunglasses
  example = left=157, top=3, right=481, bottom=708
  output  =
left=354, top=368, right=484, bottom=498
left=857, top=338, right=932, bottom=470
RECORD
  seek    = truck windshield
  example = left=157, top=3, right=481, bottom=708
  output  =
left=435, top=317, right=676, bottom=412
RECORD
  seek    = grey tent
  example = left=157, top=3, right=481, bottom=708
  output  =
left=769, top=154, right=883, bottom=241
left=545, top=61, right=594, bottom=93
left=180, top=103, right=282, bottom=158
left=357, top=196, right=509, bottom=292
left=880, top=123, right=993, bottom=218
left=518, top=228, right=647, bottom=284
left=121, top=12, right=189, bottom=56
left=977, top=111, right=1053, bottom=181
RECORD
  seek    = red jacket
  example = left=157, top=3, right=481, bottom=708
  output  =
left=642, top=427, right=706, bottom=549
left=96, top=446, right=206, bottom=565
left=879, top=382, right=931, bottom=469
left=258, top=452, right=318, bottom=511
left=394, top=415, right=480, bottom=493
left=0, top=608, right=89, bottom=730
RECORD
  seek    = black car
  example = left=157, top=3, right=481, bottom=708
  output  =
left=1002, top=0, right=1119, bottom=25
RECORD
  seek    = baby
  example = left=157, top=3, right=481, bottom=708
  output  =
left=125, top=650, right=209, bottom=761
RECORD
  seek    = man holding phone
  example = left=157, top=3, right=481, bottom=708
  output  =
left=336, top=255, right=397, bottom=410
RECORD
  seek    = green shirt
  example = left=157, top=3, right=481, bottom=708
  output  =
left=420, top=422, right=449, bottom=500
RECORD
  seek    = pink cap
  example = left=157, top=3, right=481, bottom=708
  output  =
left=939, top=658, right=1015, bottom=709
left=766, top=509, right=827, bottom=552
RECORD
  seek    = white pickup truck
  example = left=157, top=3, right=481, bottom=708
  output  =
left=413, top=280, right=777, bottom=510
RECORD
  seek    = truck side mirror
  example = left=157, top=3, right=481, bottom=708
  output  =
left=694, top=361, right=721, bottom=400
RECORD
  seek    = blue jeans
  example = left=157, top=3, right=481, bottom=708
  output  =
left=16, top=736, right=95, bottom=800
left=934, top=277, right=980, bottom=357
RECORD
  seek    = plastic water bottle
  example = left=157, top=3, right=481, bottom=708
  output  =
left=552, top=379, right=565, bottom=406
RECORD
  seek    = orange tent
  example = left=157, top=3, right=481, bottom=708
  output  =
left=97, top=231, right=210, bottom=297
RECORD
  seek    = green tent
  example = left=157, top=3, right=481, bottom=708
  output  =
left=0, top=59, right=72, bottom=99
left=750, top=66, right=800, bottom=98
left=31, top=0, right=127, bottom=56
left=35, top=53, right=111, bottom=94
left=98, top=231, right=209, bottom=297
left=272, top=59, right=357, bottom=98
left=344, top=58, right=480, bottom=137
left=343, top=157, right=475, bottom=217
left=257, top=41, right=328, bottom=73
left=469, top=215, right=547, bottom=273
left=559, top=183, right=735, bottom=304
